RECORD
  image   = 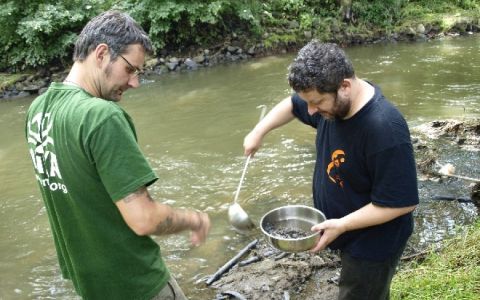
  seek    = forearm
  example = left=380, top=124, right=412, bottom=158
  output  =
left=149, top=203, right=202, bottom=236
left=117, top=186, right=203, bottom=236
left=340, top=203, right=417, bottom=232
left=310, top=202, right=416, bottom=252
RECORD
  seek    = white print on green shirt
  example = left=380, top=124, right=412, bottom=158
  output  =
left=27, top=112, right=68, bottom=194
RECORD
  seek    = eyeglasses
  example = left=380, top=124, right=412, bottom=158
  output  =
left=118, top=54, right=144, bottom=78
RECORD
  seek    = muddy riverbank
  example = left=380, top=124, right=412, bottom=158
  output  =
left=204, top=119, right=479, bottom=300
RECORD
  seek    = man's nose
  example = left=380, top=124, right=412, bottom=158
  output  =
left=128, top=76, right=141, bottom=88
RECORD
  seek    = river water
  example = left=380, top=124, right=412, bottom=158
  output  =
left=1, top=36, right=479, bottom=299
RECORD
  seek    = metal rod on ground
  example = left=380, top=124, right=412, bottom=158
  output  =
left=206, top=239, right=258, bottom=286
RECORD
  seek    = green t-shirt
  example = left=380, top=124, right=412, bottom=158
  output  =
left=25, top=82, right=170, bottom=300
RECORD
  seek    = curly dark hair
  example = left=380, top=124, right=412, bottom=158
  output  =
left=73, top=10, right=153, bottom=62
left=288, top=41, right=355, bottom=93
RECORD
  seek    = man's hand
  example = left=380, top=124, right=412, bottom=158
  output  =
left=190, top=211, right=210, bottom=246
left=243, top=130, right=264, bottom=157
left=309, top=219, right=347, bottom=252
left=243, top=96, right=295, bottom=157
left=309, top=203, right=417, bottom=252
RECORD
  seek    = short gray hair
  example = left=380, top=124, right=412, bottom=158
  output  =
left=73, top=10, right=153, bottom=61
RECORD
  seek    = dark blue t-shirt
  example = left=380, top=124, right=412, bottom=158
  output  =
left=291, top=83, right=419, bottom=261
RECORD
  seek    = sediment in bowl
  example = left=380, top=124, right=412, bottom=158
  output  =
left=260, top=205, right=326, bottom=252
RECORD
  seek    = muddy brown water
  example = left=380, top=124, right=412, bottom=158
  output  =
left=1, top=36, right=479, bottom=299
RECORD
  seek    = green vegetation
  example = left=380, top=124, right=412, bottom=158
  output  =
left=392, top=220, right=480, bottom=300
left=0, top=0, right=479, bottom=72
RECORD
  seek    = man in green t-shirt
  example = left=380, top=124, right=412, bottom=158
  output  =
left=25, top=10, right=210, bottom=300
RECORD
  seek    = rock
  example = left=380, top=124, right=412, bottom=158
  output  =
left=184, top=58, right=198, bottom=70
left=226, top=45, right=238, bottom=54
left=153, top=65, right=169, bottom=75
left=416, top=34, right=428, bottom=42
left=416, top=24, right=426, bottom=34
left=166, top=62, right=178, bottom=71
left=38, top=87, right=48, bottom=95
left=193, top=54, right=205, bottom=64
left=20, top=84, right=42, bottom=92
left=145, top=58, right=158, bottom=69
left=406, top=27, right=417, bottom=36
left=12, top=91, right=30, bottom=98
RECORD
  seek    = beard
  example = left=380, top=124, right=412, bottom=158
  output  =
left=99, top=64, right=122, bottom=102
left=331, top=93, right=351, bottom=120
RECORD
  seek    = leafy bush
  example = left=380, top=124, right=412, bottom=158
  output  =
left=351, top=0, right=407, bottom=28
left=0, top=0, right=113, bottom=70
left=115, top=0, right=263, bottom=53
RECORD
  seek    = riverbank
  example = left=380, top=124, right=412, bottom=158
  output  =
left=1, top=12, right=479, bottom=101
left=206, top=119, right=479, bottom=299
left=208, top=219, right=480, bottom=300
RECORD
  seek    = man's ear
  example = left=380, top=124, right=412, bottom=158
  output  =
left=338, top=79, right=352, bottom=97
left=94, top=43, right=110, bottom=67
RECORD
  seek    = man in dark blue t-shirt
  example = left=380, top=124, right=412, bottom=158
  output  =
left=244, top=41, right=419, bottom=300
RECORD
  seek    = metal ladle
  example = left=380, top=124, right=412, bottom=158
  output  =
left=228, top=105, right=267, bottom=233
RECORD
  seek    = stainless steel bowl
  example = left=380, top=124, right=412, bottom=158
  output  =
left=260, top=205, right=326, bottom=253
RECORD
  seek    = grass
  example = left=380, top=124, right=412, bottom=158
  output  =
left=391, top=220, right=480, bottom=299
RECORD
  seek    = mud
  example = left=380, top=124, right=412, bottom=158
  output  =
left=263, top=221, right=312, bottom=239
left=210, top=239, right=340, bottom=300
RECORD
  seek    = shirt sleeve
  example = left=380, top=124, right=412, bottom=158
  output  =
left=291, top=93, right=321, bottom=128
left=88, top=113, right=158, bottom=202
left=368, top=143, right=419, bottom=207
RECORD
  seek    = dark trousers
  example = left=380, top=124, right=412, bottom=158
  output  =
left=338, top=245, right=405, bottom=300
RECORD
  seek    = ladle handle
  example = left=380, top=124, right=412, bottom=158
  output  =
left=233, top=105, right=267, bottom=204
left=257, top=104, right=267, bottom=122
left=233, top=154, right=251, bottom=204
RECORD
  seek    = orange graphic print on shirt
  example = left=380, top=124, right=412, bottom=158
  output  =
left=327, top=149, right=345, bottom=188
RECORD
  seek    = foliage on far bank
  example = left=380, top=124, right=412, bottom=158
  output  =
left=0, top=1, right=115, bottom=71
left=0, top=0, right=479, bottom=72
left=391, top=220, right=480, bottom=300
